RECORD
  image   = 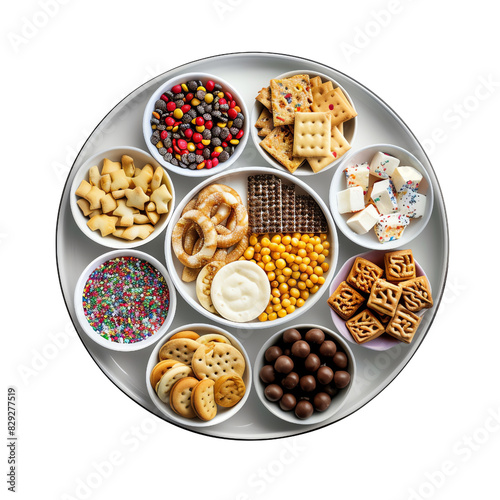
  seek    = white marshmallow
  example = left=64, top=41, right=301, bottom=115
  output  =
left=345, top=162, right=370, bottom=194
left=391, top=166, right=423, bottom=194
left=374, top=213, right=410, bottom=243
left=370, top=179, right=398, bottom=214
left=397, top=191, right=427, bottom=218
left=337, top=186, right=365, bottom=214
left=346, top=204, right=380, bottom=234
left=369, top=151, right=400, bottom=179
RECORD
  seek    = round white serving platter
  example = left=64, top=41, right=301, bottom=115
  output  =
left=56, top=52, right=449, bottom=440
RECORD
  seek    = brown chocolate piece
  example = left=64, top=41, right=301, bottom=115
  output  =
left=247, top=174, right=282, bottom=234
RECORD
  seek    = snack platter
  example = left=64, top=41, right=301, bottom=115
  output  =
left=56, top=53, right=448, bottom=440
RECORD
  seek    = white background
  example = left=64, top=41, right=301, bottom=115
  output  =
left=2, top=0, right=498, bottom=499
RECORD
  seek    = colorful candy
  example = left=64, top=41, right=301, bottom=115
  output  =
left=82, top=256, right=170, bottom=344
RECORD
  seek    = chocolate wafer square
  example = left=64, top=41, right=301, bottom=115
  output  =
left=248, top=174, right=282, bottom=234
left=281, top=183, right=296, bottom=233
left=295, top=194, right=328, bottom=233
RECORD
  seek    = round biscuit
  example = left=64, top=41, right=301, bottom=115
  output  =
left=197, top=333, right=232, bottom=345
left=214, top=374, right=246, bottom=408
left=169, top=377, right=198, bottom=419
left=191, top=379, right=217, bottom=421
left=169, top=330, right=200, bottom=341
left=149, top=359, right=185, bottom=389
left=192, top=343, right=245, bottom=381
left=156, top=365, right=194, bottom=403
left=159, top=338, right=201, bottom=364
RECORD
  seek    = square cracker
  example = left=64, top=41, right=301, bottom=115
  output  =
left=293, top=112, right=331, bottom=157
left=270, top=74, right=313, bottom=126
left=255, top=87, right=272, bottom=110
left=254, top=107, right=274, bottom=137
left=260, top=126, right=304, bottom=173
left=310, top=76, right=323, bottom=87
left=311, top=86, right=357, bottom=127
left=306, top=125, right=351, bottom=173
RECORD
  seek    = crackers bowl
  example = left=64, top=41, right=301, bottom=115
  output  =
left=329, top=250, right=431, bottom=351
left=164, top=166, right=339, bottom=330
left=329, top=144, right=434, bottom=250
left=254, top=324, right=356, bottom=425
left=142, top=72, right=249, bottom=178
left=146, top=323, right=252, bottom=428
left=251, top=70, right=358, bottom=176
left=73, top=249, right=177, bottom=352
left=70, top=146, right=175, bottom=249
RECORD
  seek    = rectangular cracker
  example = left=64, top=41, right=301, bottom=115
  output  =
left=306, top=125, right=351, bottom=173
left=311, top=85, right=357, bottom=127
left=310, top=76, right=323, bottom=88
left=247, top=174, right=282, bottom=234
left=255, top=86, right=272, bottom=110
left=254, top=107, right=274, bottom=137
left=260, top=126, right=304, bottom=174
left=292, top=112, right=331, bottom=158
left=270, top=74, right=313, bottom=126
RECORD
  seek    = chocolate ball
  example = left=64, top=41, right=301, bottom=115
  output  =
left=295, top=400, right=314, bottom=419
left=321, top=383, right=338, bottom=398
left=283, top=328, right=301, bottom=343
left=317, top=365, right=334, bottom=385
left=274, top=355, right=294, bottom=374
left=291, top=340, right=310, bottom=358
left=299, top=374, right=316, bottom=392
left=333, top=351, right=348, bottom=370
left=264, top=384, right=283, bottom=402
left=265, top=345, right=282, bottom=363
left=334, top=370, right=351, bottom=389
left=305, top=328, right=325, bottom=344
left=304, top=353, right=321, bottom=372
left=259, top=364, right=276, bottom=384
left=313, top=392, right=332, bottom=412
left=279, top=393, right=297, bottom=411
left=282, top=371, right=299, bottom=390
left=319, top=340, right=337, bottom=358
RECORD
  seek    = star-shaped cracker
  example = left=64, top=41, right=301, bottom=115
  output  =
left=110, top=169, right=130, bottom=191
left=131, top=164, right=154, bottom=193
left=150, top=184, right=172, bottom=214
left=124, top=187, right=150, bottom=211
left=113, top=198, right=138, bottom=226
left=87, top=214, right=118, bottom=237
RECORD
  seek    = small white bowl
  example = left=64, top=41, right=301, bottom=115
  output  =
left=142, top=72, right=249, bottom=178
left=329, top=250, right=430, bottom=351
left=251, top=70, right=357, bottom=176
left=74, top=249, right=177, bottom=352
left=70, top=146, right=175, bottom=249
left=329, top=144, right=434, bottom=250
left=164, top=166, right=339, bottom=330
left=254, top=324, right=356, bottom=425
left=146, top=323, right=252, bottom=427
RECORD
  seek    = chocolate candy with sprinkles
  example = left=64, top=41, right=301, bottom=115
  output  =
left=82, top=256, right=170, bottom=344
left=149, top=78, right=245, bottom=171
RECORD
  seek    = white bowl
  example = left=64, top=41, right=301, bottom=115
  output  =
left=329, top=250, right=431, bottom=351
left=70, top=146, right=175, bottom=249
left=254, top=323, right=356, bottom=425
left=164, top=166, right=339, bottom=330
left=329, top=144, right=434, bottom=250
left=251, top=70, right=358, bottom=176
left=74, top=249, right=177, bottom=352
left=146, top=323, right=252, bottom=427
left=142, top=72, right=249, bottom=178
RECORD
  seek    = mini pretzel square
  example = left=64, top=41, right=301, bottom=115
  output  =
left=292, top=112, right=331, bottom=157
